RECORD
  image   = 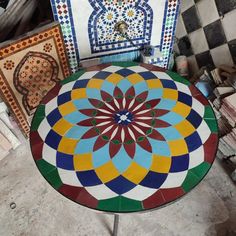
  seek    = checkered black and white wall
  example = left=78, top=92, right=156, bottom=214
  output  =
left=0, top=0, right=14, bottom=15
left=175, top=0, right=236, bottom=75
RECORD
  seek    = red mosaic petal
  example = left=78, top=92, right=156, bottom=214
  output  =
left=76, top=188, right=98, bottom=208
left=113, top=86, right=124, bottom=98
left=124, top=142, right=135, bottom=159
left=135, top=109, right=169, bottom=118
left=125, top=87, right=135, bottom=109
left=80, top=109, right=111, bottom=117
left=89, top=98, right=105, bottom=108
left=145, top=99, right=161, bottom=109
left=78, top=118, right=112, bottom=127
left=133, top=99, right=160, bottom=114
left=134, top=110, right=152, bottom=117
left=81, top=127, right=99, bottom=139
left=101, top=124, right=117, bottom=137
left=101, top=90, right=113, bottom=102
left=77, top=118, right=95, bottom=126
left=132, top=121, right=150, bottom=134
left=137, top=136, right=152, bottom=153
left=123, top=127, right=136, bottom=158
left=79, top=109, right=97, bottom=117
left=204, top=133, right=218, bottom=164
left=153, top=119, right=171, bottom=128
left=154, top=109, right=170, bottom=117
left=93, top=136, right=109, bottom=151
left=136, top=91, right=148, bottom=101
left=109, top=142, right=122, bottom=158
left=129, top=125, right=143, bottom=140
left=125, top=86, right=135, bottom=98
left=143, top=190, right=166, bottom=209
left=148, top=129, right=165, bottom=141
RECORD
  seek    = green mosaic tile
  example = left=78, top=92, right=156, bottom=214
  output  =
left=97, top=196, right=120, bottom=211
left=119, top=196, right=143, bottom=212
left=36, top=159, right=57, bottom=176
left=190, top=162, right=211, bottom=179
left=46, top=169, right=63, bottom=189
left=204, top=105, right=216, bottom=119
left=205, top=118, right=218, bottom=133
left=166, top=71, right=191, bottom=86
left=181, top=171, right=200, bottom=192
left=31, top=105, right=45, bottom=131
left=61, top=70, right=86, bottom=85
left=35, top=104, right=45, bottom=117
left=36, top=159, right=62, bottom=189
left=97, top=196, right=142, bottom=212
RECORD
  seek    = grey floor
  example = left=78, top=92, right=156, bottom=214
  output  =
left=0, top=132, right=236, bottom=236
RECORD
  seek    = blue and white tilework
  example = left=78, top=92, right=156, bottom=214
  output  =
left=50, top=0, right=180, bottom=72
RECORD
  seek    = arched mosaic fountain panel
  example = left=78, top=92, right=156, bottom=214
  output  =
left=50, top=0, right=180, bottom=72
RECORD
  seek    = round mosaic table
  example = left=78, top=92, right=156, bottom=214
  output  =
left=30, top=62, right=218, bottom=233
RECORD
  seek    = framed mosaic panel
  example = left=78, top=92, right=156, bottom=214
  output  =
left=50, top=0, right=180, bottom=72
left=0, top=22, right=71, bottom=137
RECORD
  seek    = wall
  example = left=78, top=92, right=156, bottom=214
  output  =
left=175, top=0, right=236, bottom=75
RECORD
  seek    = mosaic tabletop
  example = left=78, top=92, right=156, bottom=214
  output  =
left=30, top=62, right=218, bottom=213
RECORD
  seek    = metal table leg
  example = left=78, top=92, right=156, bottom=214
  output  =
left=112, top=214, right=119, bottom=236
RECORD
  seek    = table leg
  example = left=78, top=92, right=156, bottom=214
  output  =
left=112, top=214, right=119, bottom=236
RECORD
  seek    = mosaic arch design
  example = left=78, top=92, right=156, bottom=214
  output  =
left=30, top=62, right=218, bottom=213
left=14, top=51, right=60, bottom=116
left=88, top=0, right=153, bottom=53
left=0, top=23, right=71, bottom=136
left=50, top=0, right=180, bottom=72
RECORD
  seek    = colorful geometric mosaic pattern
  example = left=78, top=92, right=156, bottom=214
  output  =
left=0, top=23, right=71, bottom=136
left=50, top=0, right=180, bottom=72
left=30, top=62, right=218, bottom=213
left=88, top=0, right=153, bottom=53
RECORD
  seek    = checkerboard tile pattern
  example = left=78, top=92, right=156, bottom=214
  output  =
left=175, top=0, right=236, bottom=75
left=0, top=0, right=13, bottom=15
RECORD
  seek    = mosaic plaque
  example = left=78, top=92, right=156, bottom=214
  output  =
left=50, top=0, right=180, bottom=72
left=30, top=62, right=218, bottom=213
left=0, top=23, right=71, bottom=136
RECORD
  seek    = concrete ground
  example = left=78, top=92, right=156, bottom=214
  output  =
left=0, top=132, right=236, bottom=236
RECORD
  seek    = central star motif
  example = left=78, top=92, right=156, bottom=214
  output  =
left=77, top=85, right=171, bottom=159
left=114, top=110, right=133, bottom=125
